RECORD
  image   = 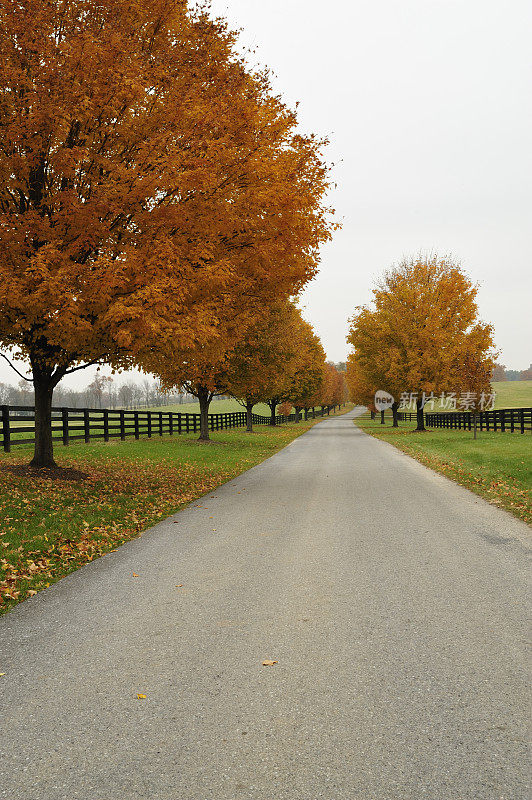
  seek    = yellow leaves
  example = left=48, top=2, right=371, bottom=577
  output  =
left=132, top=573, right=139, bottom=578
left=261, top=660, right=278, bottom=667
left=136, top=694, right=147, bottom=700
left=347, top=255, right=496, bottom=403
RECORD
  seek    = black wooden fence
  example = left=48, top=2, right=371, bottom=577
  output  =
left=0, top=404, right=336, bottom=452
left=397, top=407, right=532, bottom=434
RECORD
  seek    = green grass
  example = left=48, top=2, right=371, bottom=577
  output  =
left=144, top=398, right=272, bottom=416
left=355, top=413, right=531, bottom=525
left=395, top=381, right=531, bottom=413
left=0, top=406, right=352, bottom=613
left=492, top=380, right=532, bottom=409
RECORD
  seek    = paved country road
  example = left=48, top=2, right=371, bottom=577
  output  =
left=0, top=408, right=529, bottom=799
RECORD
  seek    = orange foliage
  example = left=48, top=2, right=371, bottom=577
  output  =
left=347, top=255, right=497, bottom=421
left=0, top=0, right=335, bottom=462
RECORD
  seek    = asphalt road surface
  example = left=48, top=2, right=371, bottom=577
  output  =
left=0, top=408, right=529, bottom=799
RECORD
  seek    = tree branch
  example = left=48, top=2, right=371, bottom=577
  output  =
left=0, top=352, right=33, bottom=382
left=62, top=359, right=103, bottom=376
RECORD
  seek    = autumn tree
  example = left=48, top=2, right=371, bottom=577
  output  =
left=491, top=364, right=506, bottom=381
left=282, top=322, right=325, bottom=422
left=223, top=301, right=314, bottom=432
left=346, top=307, right=405, bottom=426
left=346, top=354, right=379, bottom=417
left=0, top=0, right=334, bottom=464
left=277, top=401, right=293, bottom=417
left=347, top=255, right=496, bottom=431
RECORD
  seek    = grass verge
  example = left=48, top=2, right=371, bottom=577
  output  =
left=0, top=407, right=351, bottom=614
left=355, top=414, right=531, bottom=525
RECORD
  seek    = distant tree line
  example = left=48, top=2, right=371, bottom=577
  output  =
left=492, top=364, right=532, bottom=381
left=0, top=375, right=214, bottom=410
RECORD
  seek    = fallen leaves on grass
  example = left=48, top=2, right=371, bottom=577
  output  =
left=0, top=458, right=239, bottom=612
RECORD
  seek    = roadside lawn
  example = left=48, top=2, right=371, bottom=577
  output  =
left=0, top=407, right=351, bottom=613
left=355, top=414, right=531, bottom=526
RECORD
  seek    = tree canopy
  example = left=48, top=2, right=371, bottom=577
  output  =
left=0, top=0, right=334, bottom=463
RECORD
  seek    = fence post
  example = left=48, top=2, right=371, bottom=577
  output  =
left=500, top=411, right=505, bottom=433
left=159, top=412, right=163, bottom=436
left=120, top=410, right=126, bottom=441
left=1, top=406, right=11, bottom=452
left=147, top=411, right=152, bottom=438
left=84, top=409, right=90, bottom=443
left=134, top=411, right=140, bottom=439
left=62, top=407, right=69, bottom=446
left=520, top=409, right=524, bottom=434
left=169, top=413, right=173, bottom=437
left=104, top=409, right=109, bottom=442
left=178, top=414, right=182, bottom=435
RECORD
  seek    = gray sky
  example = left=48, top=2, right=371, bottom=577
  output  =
left=211, top=0, right=531, bottom=369
left=1, top=0, right=530, bottom=390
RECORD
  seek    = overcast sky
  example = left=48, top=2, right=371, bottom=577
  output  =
left=1, top=0, right=530, bottom=389
left=211, top=0, right=531, bottom=369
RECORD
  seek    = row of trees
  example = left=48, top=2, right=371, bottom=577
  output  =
left=0, top=0, right=338, bottom=465
left=346, top=255, right=497, bottom=431
left=492, top=364, right=532, bottom=382
left=0, top=376, right=198, bottom=409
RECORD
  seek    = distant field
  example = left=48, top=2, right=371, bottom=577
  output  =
left=396, top=380, right=531, bottom=413
left=491, top=381, right=532, bottom=409
left=145, top=398, right=272, bottom=416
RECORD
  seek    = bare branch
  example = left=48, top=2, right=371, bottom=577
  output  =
left=0, top=352, right=33, bottom=382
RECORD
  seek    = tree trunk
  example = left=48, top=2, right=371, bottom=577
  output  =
left=370, top=410, right=375, bottom=420
left=312, top=406, right=315, bottom=419
left=268, top=399, right=278, bottom=426
left=197, top=386, right=211, bottom=441
left=294, top=406, right=301, bottom=423
left=380, top=409, right=385, bottom=424
left=304, top=408, right=309, bottom=421
left=415, top=397, right=426, bottom=431
left=245, top=400, right=254, bottom=432
left=392, top=401, right=399, bottom=427
left=31, top=372, right=57, bottom=468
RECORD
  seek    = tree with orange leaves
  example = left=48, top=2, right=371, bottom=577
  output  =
left=283, top=322, right=325, bottom=422
left=347, top=254, right=496, bottom=430
left=222, top=301, right=313, bottom=433
left=0, top=0, right=334, bottom=464
left=320, top=362, right=346, bottom=410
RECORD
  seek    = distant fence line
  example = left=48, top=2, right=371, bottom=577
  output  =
left=0, top=404, right=337, bottom=452
left=397, top=407, right=532, bottom=434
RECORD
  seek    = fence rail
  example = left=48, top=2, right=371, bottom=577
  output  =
left=397, top=407, right=532, bottom=434
left=0, top=404, right=336, bottom=452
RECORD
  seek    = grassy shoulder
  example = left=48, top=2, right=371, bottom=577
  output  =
left=355, top=413, right=531, bottom=525
left=0, top=406, right=352, bottom=614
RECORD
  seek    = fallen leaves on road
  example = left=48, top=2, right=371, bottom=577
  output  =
left=136, top=694, right=147, bottom=700
left=261, top=660, right=278, bottom=666
left=132, top=573, right=139, bottom=577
